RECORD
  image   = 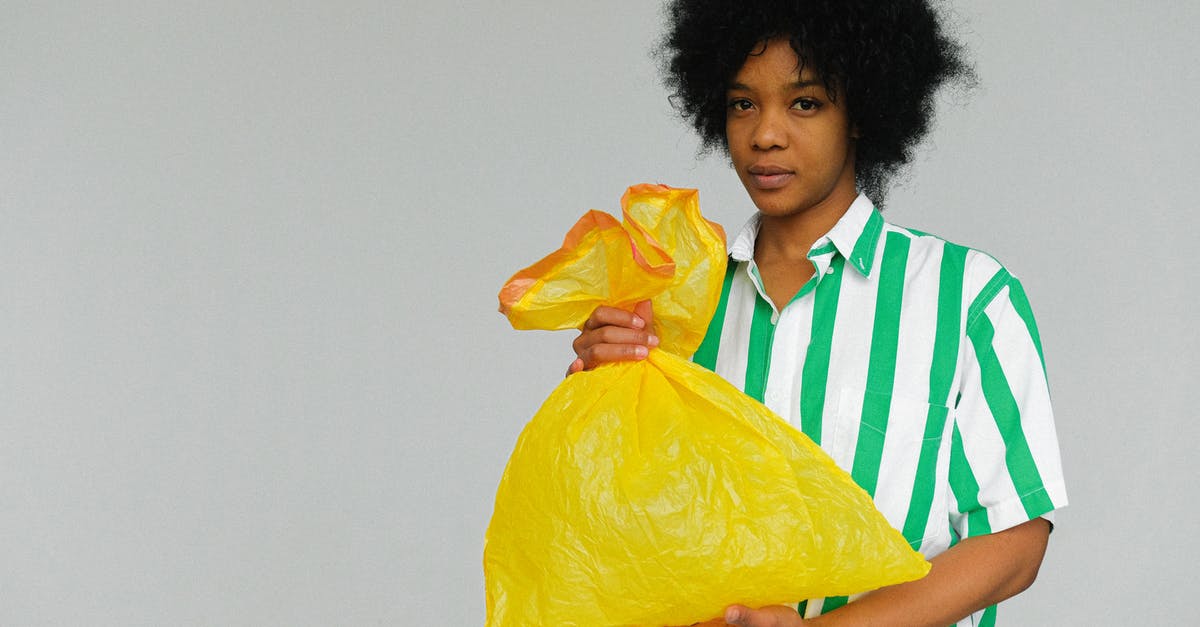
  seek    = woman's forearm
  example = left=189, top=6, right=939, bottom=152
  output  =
left=808, top=518, right=1051, bottom=627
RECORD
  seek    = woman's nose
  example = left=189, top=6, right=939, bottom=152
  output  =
left=751, top=108, right=787, bottom=150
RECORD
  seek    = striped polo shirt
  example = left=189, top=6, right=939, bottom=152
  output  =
left=692, top=194, right=1068, bottom=626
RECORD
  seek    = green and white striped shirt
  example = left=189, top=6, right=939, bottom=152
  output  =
left=692, top=194, right=1067, bottom=626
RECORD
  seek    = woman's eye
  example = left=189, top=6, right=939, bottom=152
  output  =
left=792, top=99, right=819, bottom=111
left=728, top=99, right=753, bottom=112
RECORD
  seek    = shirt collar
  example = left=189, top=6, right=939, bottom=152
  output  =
left=728, top=193, right=885, bottom=278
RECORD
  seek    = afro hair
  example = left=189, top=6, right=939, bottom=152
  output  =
left=659, top=0, right=974, bottom=204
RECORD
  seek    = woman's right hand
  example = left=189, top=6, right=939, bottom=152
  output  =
left=567, top=299, right=659, bottom=375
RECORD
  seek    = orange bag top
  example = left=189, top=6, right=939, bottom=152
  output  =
left=499, top=184, right=726, bottom=357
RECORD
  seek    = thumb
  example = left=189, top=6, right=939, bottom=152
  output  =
left=633, top=299, right=655, bottom=331
left=724, top=604, right=799, bottom=627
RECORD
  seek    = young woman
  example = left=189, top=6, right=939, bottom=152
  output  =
left=569, top=2, right=1068, bottom=625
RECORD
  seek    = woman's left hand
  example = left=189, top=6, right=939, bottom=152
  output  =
left=723, top=605, right=809, bottom=626
left=670, top=605, right=809, bottom=627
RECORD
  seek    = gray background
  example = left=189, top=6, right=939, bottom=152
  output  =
left=2, top=1, right=1195, bottom=625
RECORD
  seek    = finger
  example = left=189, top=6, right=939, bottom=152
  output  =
left=578, top=342, right=650, bottom=369
left=583, top=306, right=646, bottom=331
left=565, top=358, right=584, bottom=377
left=724, top=605, right=802, bottom=627
left=724, top=605, right=750, bottom=626
left=632, top=299, right=655, bottom=330
left=573, top=327, right=659, bottom=368
left=574, top=325, right=658, bottom=351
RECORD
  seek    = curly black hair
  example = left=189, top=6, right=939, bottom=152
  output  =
left=659, top=0, right=973, bottom=204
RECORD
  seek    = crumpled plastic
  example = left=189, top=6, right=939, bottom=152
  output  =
left=486, top=184, right=930, bottom=627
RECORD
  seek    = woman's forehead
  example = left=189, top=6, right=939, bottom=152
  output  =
left=733, top=38, right=819, bottom=85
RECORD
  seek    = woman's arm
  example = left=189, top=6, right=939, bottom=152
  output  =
left=721, top=517, right=1051, bottom=627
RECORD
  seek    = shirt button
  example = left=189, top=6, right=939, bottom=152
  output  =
left=825, top=267, right=834, bottom=274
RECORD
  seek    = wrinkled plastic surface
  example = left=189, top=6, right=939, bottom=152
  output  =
left=487, top=184, right=930, bottom=626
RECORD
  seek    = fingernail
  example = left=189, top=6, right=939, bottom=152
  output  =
left=648, top=335, right=659, bottom=347
left=634, top=346, right=648, bottom=359
left=725, top=607, right=740, bottom=622
left=631, top=316, right=645, bottom=329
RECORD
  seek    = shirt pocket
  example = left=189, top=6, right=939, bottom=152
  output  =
left=829, top=386, right=951, bottom=537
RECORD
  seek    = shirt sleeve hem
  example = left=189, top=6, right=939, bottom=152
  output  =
left=963, top=481, right=1068, bottom=539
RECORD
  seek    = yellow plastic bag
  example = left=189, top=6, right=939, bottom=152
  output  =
left=487, top=184, right=929, bottom=626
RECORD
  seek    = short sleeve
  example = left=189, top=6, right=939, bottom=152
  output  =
left=948, top=269, right=1068, bottom=539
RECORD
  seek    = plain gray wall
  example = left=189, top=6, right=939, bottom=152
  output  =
left=2, top=1, right=1196, bottom=625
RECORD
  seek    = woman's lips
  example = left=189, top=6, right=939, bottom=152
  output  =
left=748, top=166, right=795, bottom=190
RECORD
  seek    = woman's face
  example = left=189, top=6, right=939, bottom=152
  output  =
left=725, top=38, right=858, bottom=219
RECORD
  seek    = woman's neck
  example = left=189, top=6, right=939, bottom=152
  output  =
left=754, top=191, right=857, bottom=265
